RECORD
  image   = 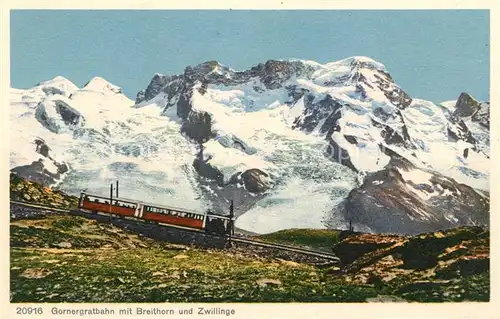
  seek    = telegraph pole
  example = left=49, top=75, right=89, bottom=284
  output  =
left=109, top=183, right=114, bottom=215
left=230, top=200, right=234, bottom=236
left=227, top=200, right=234, bottom=247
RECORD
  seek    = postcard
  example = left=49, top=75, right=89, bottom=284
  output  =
left=2, top=1, right=498, bottom=318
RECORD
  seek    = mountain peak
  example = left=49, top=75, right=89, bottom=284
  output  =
left=454, top=92, right=480, bottom=117
left=83, top=77, right=123, bottom=94
left=332, top=56, right=387, bottom=72
left=35, top=76, right=78, bottom=97
left=37, top=75, right=77, bottom=88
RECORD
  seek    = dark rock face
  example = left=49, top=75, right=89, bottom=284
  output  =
left=35, top=98, right=85, bottom=133
left=325, top=138, right=357, bottom=172
left=135, top=73, right=184, bottom=105
left=344, top=159, right=489, bottom=235
left=11, top=138, right=69, bottom=186
left=192, top=158, right=224, bottom=186
left=448, top=93, right=489, bottom=129
left=292, top=95, right=344, bottom=133
left=454, top=92, right=480, bottom=117
left=471, top=102, right=490, bottom=129
left=181, top=111, right=215, bottom=143
left=446, top=115, right=477, bottom=145
left=239, top=169, right=273, bottom=193
left=371, top=117, right=412, bottom=148
left=11, top=160, right=68, bottom=186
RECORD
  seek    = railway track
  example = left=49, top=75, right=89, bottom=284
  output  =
left=10, top=200, right=73, bottom=214
left=10, top=200, right=340, bottom=263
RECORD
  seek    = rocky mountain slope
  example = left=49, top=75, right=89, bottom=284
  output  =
left=9, top=56, right=490, bottom=235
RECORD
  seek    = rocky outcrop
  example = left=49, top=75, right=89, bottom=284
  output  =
left=181, top=110, right=215, bottom=143
left=451, top=92, right=490, bottom=129
left=35, top=96, right=85, bottom=134
left=331, top=226, right=489, bottom=302
left=192, top=157, right=225, bottom=186
left=333, top=233, right=403, bottom=266
left=344, top=158, right=489, bottom=235
left=446, top=115, right=477, bottom=145
left=239, top=169, right=273, bottom=193
left=454, top=92, right=480, bottom=117
left=471, top=102, right=490, bottom=129
left=10, top=138, right=69, bottom=186
left=137, top=60, right=317, bottom=108
left=10, top=172, right=78, bottom=209
left=292, top=94, right=344, bottom=133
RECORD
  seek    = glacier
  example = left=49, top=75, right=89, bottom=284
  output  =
left=9, top=56, right=490, bottom=234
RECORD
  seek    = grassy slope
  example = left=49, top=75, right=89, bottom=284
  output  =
left=10, top=215, right=378, bottom=303
left=10, top=214, right=489, bottom=303
left=9, top=174, right=489, bottom=302
left=254, top=229, right=341, bottom=252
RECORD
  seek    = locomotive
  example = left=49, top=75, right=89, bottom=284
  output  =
left=78, top=192, right=234, bottom=236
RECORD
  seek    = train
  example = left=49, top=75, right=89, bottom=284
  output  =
left=78, top=192, right=234, bottom=235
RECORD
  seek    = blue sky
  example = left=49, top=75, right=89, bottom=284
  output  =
left=10, top=10, right=489, bottom=102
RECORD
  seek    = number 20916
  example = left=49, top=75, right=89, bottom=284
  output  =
left=16, top=307, right=43, bottom=315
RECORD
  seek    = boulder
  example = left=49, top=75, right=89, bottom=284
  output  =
left=240, top=169, right=273, bottom=193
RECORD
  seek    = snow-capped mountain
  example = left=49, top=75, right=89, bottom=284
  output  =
left=9, top=56, right=490, bottom=234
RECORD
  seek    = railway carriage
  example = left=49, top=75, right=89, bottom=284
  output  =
left=141, top=204, right=205, bottom=229
left=78, top=192, right=228, bottom=233
left=79, top=193, right=138, bottom=217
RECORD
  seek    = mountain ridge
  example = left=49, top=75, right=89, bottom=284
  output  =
left=9, top=56, right=490, bottom=235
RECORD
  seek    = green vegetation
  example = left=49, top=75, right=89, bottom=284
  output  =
left=10, top=216, right=378, bottom=303
left=9, top=174, right=490, bottom=303
left=254, top=228, right=341, bottom=252
left=10, top=172, right=79, bottom=209
left=10, top=214, right=489, bottom=303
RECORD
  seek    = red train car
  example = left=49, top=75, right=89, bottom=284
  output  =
left=79, top=193, right=138, bottom=217
left=142, top=204, right=205, bottom=229
left=78, top=192, right=206, bottom=230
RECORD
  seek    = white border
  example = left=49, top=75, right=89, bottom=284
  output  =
left=1, top=1, right=498, bottom=318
